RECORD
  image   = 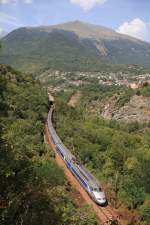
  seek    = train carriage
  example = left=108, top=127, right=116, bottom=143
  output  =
left=47, top=107, right=107, bottom=206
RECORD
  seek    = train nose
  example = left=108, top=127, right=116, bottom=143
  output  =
left=93, top=191, right=107, bottom=205
left=97, top=198, right=107, bottom=205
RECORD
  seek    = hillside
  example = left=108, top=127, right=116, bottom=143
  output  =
left=54, top=88, right=150, bottom=225
left=0, top=65, right=99, bottom=225
left=0, top=21, right=150, bottom=73
left=87, top=93, right=150, bottom=123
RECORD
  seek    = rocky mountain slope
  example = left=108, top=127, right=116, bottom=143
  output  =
left=88, top=94, right=150, bottom=123
left=0, top=21, right=150, bottom=73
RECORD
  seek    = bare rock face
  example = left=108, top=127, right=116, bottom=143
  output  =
left=89, top=95, right=150, bottom=123
left=113, top=95, right=150, bottom=123
left=68, top=91, right=82, bottom=107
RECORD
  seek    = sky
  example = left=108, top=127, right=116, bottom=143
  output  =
left=0, top=0, right=150, bottom=42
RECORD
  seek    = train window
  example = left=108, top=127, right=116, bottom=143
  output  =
left=93, top=188, right=102, bottom=192
left=93, top=188, right=97, bottom=192
left=72, top=157, right=76, bottom=162
left=72, top=157, right=80, bottom=165
left=98, top=187, right=102, bottom=192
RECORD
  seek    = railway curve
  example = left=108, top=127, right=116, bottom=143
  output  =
left=45, top=107, right=125, bottom=225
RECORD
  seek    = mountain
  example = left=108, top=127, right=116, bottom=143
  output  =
left=0, top=21, right=150, bottom=73
left=39, top=20, right=142, bottom=42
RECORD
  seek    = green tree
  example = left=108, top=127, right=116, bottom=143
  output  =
left=140, top=202, right=150, bottom=225
left=119, top=176, right=145, bottom=209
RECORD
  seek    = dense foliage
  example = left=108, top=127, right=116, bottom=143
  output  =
left=140, top=201, right=150, bottom=224
left=0, top=65, right=99, bottom=225
left=55, top=93, right=150, bottom=224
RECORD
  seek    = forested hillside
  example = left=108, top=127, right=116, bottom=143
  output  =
left=1, top=21, right=150, bottom=73
left=55, top=91, right=150, bottom=225
left=0, top=28, right=110, bottom=73
left=0, top=65, right=99, bottom=225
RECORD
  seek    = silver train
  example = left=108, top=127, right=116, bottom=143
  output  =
left=47, top=107, right=107, bottom=206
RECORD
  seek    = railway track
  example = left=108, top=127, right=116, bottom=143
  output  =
left=99, top=205, right=122, bottom=225
left=45, top=124, right=125, bottom=225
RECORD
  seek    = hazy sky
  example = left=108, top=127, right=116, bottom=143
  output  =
left=0, top=0, right=150, bottom=42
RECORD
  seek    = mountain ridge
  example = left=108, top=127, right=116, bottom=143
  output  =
left=27, top=20, right=148, bottom=44
left=0, top=20, right=150, bottom=73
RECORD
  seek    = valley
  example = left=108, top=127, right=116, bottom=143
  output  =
left=41, top=66, right=150, bottom=224
left=0, top=19, right=150, bottom=225
left=40, top=68, right=150, bottom=124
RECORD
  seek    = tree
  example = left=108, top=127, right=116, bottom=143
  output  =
left=140, top=202, right=150, bottom=225
left=119, top=176, right=145, bottom=209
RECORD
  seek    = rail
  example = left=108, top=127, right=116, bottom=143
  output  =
left=45, top=107, right=125, bottom=225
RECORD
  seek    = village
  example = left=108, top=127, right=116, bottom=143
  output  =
left=40, top=69, right=150, bottom=91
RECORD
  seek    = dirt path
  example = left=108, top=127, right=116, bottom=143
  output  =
left=68, top=91, right=81, bottom=107
left=45, top=125, right=125, bottom=225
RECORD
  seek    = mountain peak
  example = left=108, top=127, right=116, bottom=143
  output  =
left=68, top=20, right=83, bottom=24
left=35, top=20, right=142, bottom=43
left=1, top=20, right=150, bottom=73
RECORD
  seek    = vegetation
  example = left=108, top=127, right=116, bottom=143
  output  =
left=79, top=82, right=134, bottom=105
left=1, top=27, right=150, bottom=73
left=138, top=84, right=150, bottom=97
left=0, top=65, right=99, bottom=225
left=140, top=201, right=150, bottom=225
left=1, top=31, right=150, bottom=223
left=117, top=88, right=134, bottom=107
left=55, top=92, right=150, bottom=224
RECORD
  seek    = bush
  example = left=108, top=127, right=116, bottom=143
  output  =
left=140, top=202, right=150, bottom=225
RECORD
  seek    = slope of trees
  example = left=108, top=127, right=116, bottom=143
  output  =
left=55, top=95, right=150, bottom=224
left=1, top=27, right=150, bottom=73
left=0, top=65, right=99, bottom=225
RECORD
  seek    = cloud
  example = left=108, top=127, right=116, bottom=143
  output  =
left=23, top=0, right=32, bottom=4
left=0, top=0, right=12, bottom=3
left=70, top=0, right=107, bottom=11
left=117, top=18, right=149, bottom=41
left=0, top=0, right=33, bottom=4
left=0, top=12, right=23, bottom=27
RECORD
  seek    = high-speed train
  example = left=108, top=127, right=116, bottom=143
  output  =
left=47, top=107, right=107, bottom=206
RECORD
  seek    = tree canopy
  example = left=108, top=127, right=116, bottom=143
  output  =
left=0, top=65, right=99, bottom=225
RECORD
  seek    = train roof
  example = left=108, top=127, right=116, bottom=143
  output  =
left=70, top=158, right=100, bottom=188
left=57, top=143, right=74, bottom=158
left=76, top=164, right=100, bottom=188
left=48, top=109, right=62, bottom=143
left=48, top=108, right=101, bottom=189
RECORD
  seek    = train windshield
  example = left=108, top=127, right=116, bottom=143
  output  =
left=92, top=187, right=102, bottom=192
